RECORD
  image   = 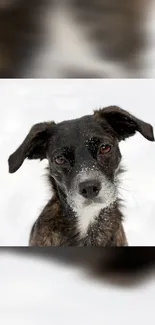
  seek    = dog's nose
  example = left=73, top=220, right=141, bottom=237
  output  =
left=79, top=180, right=101, bottom=199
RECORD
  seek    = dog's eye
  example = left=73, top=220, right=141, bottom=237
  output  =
left=55, top=155, right=66, bottom=165
left=99, top=144, right=111, bottom=154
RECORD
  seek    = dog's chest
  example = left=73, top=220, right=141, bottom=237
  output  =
left=60, top=207, right=120, bottom=246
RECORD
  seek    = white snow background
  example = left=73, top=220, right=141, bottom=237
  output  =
left=0, top=79, right=155, bottom=325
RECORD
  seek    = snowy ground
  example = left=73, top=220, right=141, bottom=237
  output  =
left=0, top=79, right=155, bottom=325
left=0, top=79, right=155, bottom=246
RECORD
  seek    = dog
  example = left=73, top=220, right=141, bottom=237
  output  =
left=8, top=106, right=154, bottom=246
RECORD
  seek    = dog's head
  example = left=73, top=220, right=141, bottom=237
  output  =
left=8, top=106, right=154, bottom=228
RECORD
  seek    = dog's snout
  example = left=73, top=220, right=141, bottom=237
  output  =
left=79, top=180, right=101, bottom=199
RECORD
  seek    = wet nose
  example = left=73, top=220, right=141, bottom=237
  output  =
left=79, top=180, right=101, bottom=199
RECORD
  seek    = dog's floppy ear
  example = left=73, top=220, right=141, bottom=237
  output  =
left=8, top=121, right=55, bottom=173
left=94, top=106, right=154, bottom=141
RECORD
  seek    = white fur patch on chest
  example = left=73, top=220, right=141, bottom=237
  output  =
left=75, top=199, right=117, bottom=236
left=75, top=203, right=105, bottom=236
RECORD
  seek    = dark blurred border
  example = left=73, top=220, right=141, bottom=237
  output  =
left=1, top=248, right=155, bottom=286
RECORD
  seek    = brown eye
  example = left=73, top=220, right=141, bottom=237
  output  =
left=99, top=144, right=111, bottom=154
left=55, top=156, right=66, bottom=165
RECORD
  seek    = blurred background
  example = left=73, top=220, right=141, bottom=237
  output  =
left=0, top=0, right=155, bottom=78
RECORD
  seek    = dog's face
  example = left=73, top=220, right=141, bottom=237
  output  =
left=8, top=106, right=154, bottom=232
left=47, top=116, right=121, bottom=217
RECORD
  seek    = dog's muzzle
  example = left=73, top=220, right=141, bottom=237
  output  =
left=79, top=179, right=101, bottom=199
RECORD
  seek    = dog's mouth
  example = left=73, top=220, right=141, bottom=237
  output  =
left=83, top=197, right=103, bottom=207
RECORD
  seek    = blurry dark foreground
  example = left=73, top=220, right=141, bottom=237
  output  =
left=0, top=0, right=152, bottom=78
left=4, top=248, right=155, bottom=286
